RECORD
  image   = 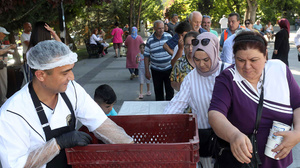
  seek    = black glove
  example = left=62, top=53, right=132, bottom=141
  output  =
left=56, top=131, right=92, bottom=149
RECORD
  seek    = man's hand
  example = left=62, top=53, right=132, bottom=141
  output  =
left=56, top=131, right=92, bottom=149
left=178, top=35, right=184, bottom=50
left=145, top=71, right=151, bottom=80
left=9, top=44, right=17, bottom=49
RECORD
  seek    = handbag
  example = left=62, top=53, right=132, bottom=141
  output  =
left=212, top=70, right=265, bottom=168
left=198, top=128, right=214, bottom=157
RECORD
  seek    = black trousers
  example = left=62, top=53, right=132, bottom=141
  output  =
left=93, top=42, right=104, bottom=54
left=151, top=68, right=174, bottom=101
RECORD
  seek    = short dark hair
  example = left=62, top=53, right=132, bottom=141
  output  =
left=228, top=12, right=240, bottom=21
left=233, top=31, right=268, bottom=58
left=30, top=68, right=52, bottom=77
left=183, top=31, right=199, bottom=44
left=244, top=19, right=253, bottom=25
left=114, top=21, right=119, bottom=27
left=171, top=13, right=178, bottom=18
left=174, top=21, right=192, bottom=34
left=139, top=43, right=145, bottom=48
left=94, top=84, right=117, bottom=104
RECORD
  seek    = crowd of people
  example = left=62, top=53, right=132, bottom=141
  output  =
left=143, top=12, right=300, bottom=168
left=0, top=10, right=300, bottom=168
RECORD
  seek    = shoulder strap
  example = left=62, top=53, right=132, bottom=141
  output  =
left=60, top=92, right=76, bottom=130
left=28, top=83, right=76, bottom=141
left=220, top=62, right=225, bottom=72
left=254, top=69, right=265, bottom=134
left=29, top=82, right=53, bottom=141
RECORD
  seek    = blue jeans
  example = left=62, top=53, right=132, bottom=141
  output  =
left=128, top=68, right=138, bottom=75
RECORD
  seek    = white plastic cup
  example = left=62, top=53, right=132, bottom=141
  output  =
left=265, top=121, right=291, bottom=159
left=270, top=121, right=291, bottom=142
left=265, top=138, right=280, bottom=160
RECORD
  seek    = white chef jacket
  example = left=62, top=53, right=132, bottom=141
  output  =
left=0, top=81, right=107, bottom=168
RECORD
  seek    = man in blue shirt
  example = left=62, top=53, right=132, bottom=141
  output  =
left=144, top=20, right=174, bottom=101
left=253, top=20, right=264, bottom=36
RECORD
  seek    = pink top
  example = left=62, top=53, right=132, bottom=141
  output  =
left=111, top=27, right=124, bottom=43
left=125, top=35, right=144, bottom=68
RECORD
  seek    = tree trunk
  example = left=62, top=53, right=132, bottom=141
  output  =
left=65, top=28, right=77, bottom=51
left=245, top=5, right=249, bottom=22
left=136, top=0, right=142, bottom=30
left=247, top=0, right=258, bottom=23
left=129, top=0, right=134, bottom=34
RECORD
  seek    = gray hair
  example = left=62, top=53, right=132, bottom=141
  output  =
left=153, top=20, right=163, bottom=28
left=189, top=11, right=202, bottom=22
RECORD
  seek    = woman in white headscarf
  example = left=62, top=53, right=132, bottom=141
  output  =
left=164, top=32, right=230, bottom=168
left=125, top=27, right=144, bottom=79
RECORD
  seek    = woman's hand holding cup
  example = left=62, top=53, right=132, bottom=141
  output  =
left=272, top=130, right=300, bottom=160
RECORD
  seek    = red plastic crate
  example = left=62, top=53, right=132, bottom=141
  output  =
left=66, top=114, right=199, bottom=168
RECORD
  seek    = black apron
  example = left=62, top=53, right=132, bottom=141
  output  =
left=29, top=82, right=76, bottom=168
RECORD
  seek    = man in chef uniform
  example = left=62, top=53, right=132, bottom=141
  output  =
left=0, top=40, right=133, bottom=168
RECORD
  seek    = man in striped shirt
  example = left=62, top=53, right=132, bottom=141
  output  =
left=144, top=20, right=174, bottom=101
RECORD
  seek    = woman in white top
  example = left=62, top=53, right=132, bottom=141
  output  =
left=164, top=32, right=230, bottom=168
left=90, top=28, right=104, bottom=57
left=265, top=21, right=274, bottom=42
left=295, top=28, right=300, bottom=55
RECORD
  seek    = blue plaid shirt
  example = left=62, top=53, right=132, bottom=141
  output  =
left=165, top=33, right=179, bottom=50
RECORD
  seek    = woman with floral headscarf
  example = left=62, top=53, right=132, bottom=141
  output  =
left=125, top=27, right=144, bottom=80
left=272, top=18, right=290, bottom=66
left=164, top=32, right=230, bottom=168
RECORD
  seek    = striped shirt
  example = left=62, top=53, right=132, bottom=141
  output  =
left=144, top=32, right=172, bottom=71
left=164, top=61, right=229, bottom=129
left=164, top=62, right=230, bottom=168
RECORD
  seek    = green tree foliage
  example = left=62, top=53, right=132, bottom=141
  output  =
left=1, top=0, right=300, bottom=51
left=167, top=0, right=191, bottom=22
left=259, top=0, right=300, bottom=25
left=71, top=0, right=163, bottom=41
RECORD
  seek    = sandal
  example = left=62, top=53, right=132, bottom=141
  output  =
left=146, top=91, right=151, bottom=96
left=130, top=74, right=135, bottom=80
